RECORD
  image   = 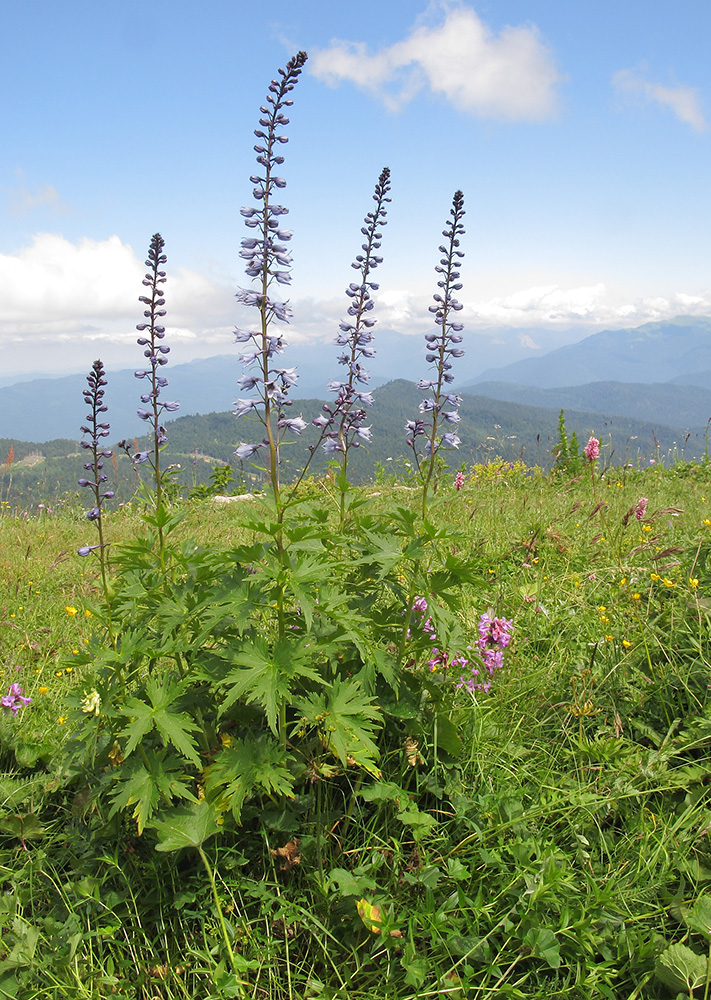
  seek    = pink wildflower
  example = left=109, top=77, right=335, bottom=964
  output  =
left=635, top=497, right=648, bottom=521
left=1, top=683, right=31, bottom=716
left=454, top=471, right=465, bottom=491
left=584, top=436, right=600, bottom=463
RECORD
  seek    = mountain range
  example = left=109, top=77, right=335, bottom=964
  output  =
left=1, top=315, right=710, bottom=444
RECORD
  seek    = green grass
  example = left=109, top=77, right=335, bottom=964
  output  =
left=2, top=460, right=711, bottom=999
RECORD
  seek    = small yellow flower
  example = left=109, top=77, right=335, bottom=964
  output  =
left=604, top=634, right=614, bottom=642
left=618, top=577, right=627, bottom=587
left=704, top=519, right=711, bottom=528
left=663, top=578, right=676, bottom=588
left=84, top=609, right=92, bottom=618
left=642, top=525, right=653, bottom=533
left=55, top=670, right=63, bottom=678
left=65, top=666, right=73, bottom=673
left=650, top=573, right=661, bottom=582
left=599, top=615, right=610, bottom=623
left=632, top=593, right=641, bottom=600
left=598, top=605, right=607, bottom=612
left=65, top=606, right=78, bottom=616
left=622, top=639, right=632, bottom=648
left=38, top=686, right=49, bottom=694
left=689, top=578, right=699, bottom=588
left=58, top=716, right=67, bottom=725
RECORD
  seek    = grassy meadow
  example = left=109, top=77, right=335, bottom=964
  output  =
left=1, top=457, right=711, bottom=999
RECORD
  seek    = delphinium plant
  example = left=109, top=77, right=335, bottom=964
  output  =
left=406, top=189, right=466, bottom=518
left=233, top=50, right=308, bottom=511
left=311, top=166, right=391, bottom=525
left=118, top=233, right=179, bottom=559
left=77, top=359, right=115, bottom=640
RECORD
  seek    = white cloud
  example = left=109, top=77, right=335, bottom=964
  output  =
left=613, top=69, right=707, bottom=132
left=0, top=234, right=238, bottom=372
left=2, top=234, right=711, bottom=376
left=310, top=4, right=561, bottom=120
left=4, top=182, right=73, bottom=217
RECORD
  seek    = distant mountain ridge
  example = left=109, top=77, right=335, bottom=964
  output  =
left=465, top=316, right=711, bottom=388
left=3, top=315, right=711, bottom=442
left=470, top=380, right=711, bottom=429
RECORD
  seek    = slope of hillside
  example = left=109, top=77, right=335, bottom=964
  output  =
left=465, top=316, right=711, bottom=388
left=469, top=379, right=711, bottom=429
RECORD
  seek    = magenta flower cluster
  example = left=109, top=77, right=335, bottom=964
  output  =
left=635, top=497, right=648, bottom=520
left=584, top=436, right=600, bottom=463
left=411, top=599, right=513, bottom=695
left=2, top=683, right=31, bottom=716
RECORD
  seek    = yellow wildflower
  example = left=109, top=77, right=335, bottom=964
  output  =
left=38, top=686, right=49, bottom=694
left=622, top=639, right=632, bottom=648
left=632, top=592, right=641, bottom=600
left=689, top=578, right=699, bottom=588
left=65, top=606, right=78, bottom=616
left=650, top=573, right=661, bottom=582
left=663, top=578, right=676, bottom=588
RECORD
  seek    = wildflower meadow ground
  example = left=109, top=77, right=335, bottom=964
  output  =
left=1, top=50, right=711, bottom=1000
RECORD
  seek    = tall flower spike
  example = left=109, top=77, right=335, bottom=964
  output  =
left=78, top=359, right=114, bottom=550
left=407, top=191, right=466, bottom=514
left=315, top=168, right=391, bottom=473
left=132, top=234, right=178, bottom=508
left=233, top=51, right=307, bottom=503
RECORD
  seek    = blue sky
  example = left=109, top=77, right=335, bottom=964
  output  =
left=2, top=0, right=710, bottom=376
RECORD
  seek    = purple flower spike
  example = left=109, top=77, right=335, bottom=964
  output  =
left=408, top=191, right=466, bottom=503
left=132, top=234, right=178, bottom=476
left=312, top=167, right=391, bottom=470
left=233, top=52, right=308, bottom=481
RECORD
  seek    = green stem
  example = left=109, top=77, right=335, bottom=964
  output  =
left=196, top=845, right=246, bottom=995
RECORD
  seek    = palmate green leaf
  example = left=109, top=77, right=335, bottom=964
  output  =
left=203, top=734, right=294, bottom=823
left=149, top=799, right=222, bottom=852
left=109, top=750, right=197, bottom=834
left=220, top=635, right=324, bottom=735
left=118, top=674, right=202, bottom=768
left=294, top=677, right=382, bottom=776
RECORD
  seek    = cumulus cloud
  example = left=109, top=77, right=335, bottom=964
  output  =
left=2, top=234, right=711, bottom=376
left=355, top=283, right=711, bottom=334
left=0, top=234, right=238, bottom=372
left=310, top=3, right=561, bottom=120
left=613, top=69, right=707, bottom=132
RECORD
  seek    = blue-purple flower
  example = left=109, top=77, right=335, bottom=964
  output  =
left=132, top=234, right=178, bottom=470
left=77, top=359, right=113, bottom=556
left=232, top=52, right=307, bottom=490
left=407, top=191, right=466, bottom=502
left=313, top=168, right=391, bottom=469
